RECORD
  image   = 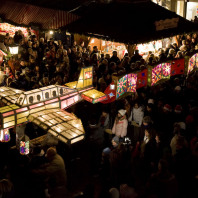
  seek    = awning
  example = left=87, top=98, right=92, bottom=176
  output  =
left=65, top=1, right=198, bottom=44
left=0, top=1, right=79, bottom=30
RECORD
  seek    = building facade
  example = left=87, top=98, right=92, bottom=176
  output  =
left=152, top=0, right=198, bottom=21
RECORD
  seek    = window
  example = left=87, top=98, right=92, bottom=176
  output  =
left=52, top=91, right=57, bottom=97
left=29, top=96, right=34, bottom=104
left=37, top=95, right=41, bottom=102
left=45, top=92, right=49, bottom=99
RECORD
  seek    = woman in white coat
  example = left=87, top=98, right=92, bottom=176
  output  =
left=112, top=109, right=128, bottom=139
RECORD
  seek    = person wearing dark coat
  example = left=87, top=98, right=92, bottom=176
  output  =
left=109, top=51, right=121, bottom=66
left=146, top=159, right=178, bottom=198
left=130, top=50, right=142, bottom=64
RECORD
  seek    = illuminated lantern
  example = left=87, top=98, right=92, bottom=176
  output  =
left=101, top=82, right=116, bottom=104
left=127, top=73, right=137, bottom=93
left=0, top=129, right=10, bottom=142
left=162, top=62, right=171, bottom=79
left=20, top=136, right=29, bottom=155
left=81, top=89, right=107, bottom=104
left=151, top=64, right=162, bottom=86
left=136, top=69, right=148, bottom=88
left=9, top=46, right=19, bottom=55
left=171, top=59, right=185, bottom=76
left=187, top=53, right=198, bottom=74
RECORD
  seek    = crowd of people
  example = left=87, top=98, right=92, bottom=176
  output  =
left=0, top=30, right=198, bottom=198
left=0, top=30, right=198, bottom=93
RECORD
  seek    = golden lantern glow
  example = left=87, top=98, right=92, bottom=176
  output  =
left=65, top=67, right=93, bottom=90
left=28, top=108, right=85, bottom=144
left=81, top=89, right=107, bottom=104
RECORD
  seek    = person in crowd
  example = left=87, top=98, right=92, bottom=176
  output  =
left=1, top=30, right=198, bottom=198
left=130, top=50, right=142, bottom=64
left=146, top=159, right=178, bottom=198
left=170, top=123, right=188, bottom=156
left=109, top=51, right=121, bottom=66
left=32, top=147, right=67, bottom=198
left=112, top=109, right=128, bottom=139
left=128, top=101, right=144, bottom=143
left=4, top=66, right=14, bottom=80
left=0, top=66, right=5, bottom=85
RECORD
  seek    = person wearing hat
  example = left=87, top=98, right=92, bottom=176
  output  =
left=112, top=109, right=128, bottom=138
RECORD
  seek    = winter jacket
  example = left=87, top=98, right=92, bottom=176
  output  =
left=128, top=107, right=144, bottom=126
left=112, top=117, right=128, bottom=137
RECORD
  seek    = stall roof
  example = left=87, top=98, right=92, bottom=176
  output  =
left=0, top=0, right=79, bottom=30
left=64, top=0, right=198, bottom=44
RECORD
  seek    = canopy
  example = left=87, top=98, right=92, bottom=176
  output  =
left=0, top=0, right=79, bottom=30
left=64, top=0, right=198, bottom=44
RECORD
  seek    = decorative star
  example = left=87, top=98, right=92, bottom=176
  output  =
left=108, top=92, right=114, bottom=98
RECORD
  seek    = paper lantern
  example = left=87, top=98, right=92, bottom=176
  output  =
left=188, top=53, right=198, bottom=74
left=127, top=73, right=137, bottom=93
left=101, top=82, right=116, bottom=104
left=0, top=129, right=10, bottom=142
left=20, top=136, right=29, bottom=155
left=28, top=108, right=85, bottom=144
left=136, top=69, right=148, bottom=89
left=81, top=89, right=107, bottom=103
left=162, top=62, right=171, bottom=79
left=65, top=66, right=93, bottom=90
left=151, top=64, right=162, bottom=86
left=171, top=59, right=185, bottom=76
left=116, top=75, right=128, bottom=98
